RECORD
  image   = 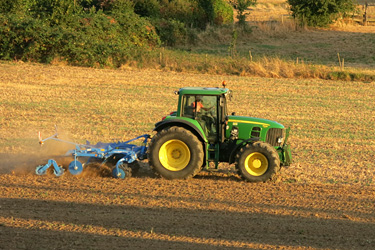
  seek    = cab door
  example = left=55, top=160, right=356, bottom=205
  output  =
left=219, top=95, right=228, bottom=142
left=181, top=95, right=218, bottom=142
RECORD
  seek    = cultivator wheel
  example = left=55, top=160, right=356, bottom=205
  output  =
left=35, top=165, right=48, bottom=176
left=68, top=160, right=83, bottom=175
left=112, top=163, right=132, bottom=179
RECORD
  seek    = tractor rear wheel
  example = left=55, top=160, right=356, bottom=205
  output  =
left=148, top=126, right=204, bottom=179
left=236, top=141, right=280, bottom=182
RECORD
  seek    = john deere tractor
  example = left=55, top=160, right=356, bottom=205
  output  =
left=148, top=84, right=291, bottom=182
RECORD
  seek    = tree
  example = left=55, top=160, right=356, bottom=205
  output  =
left=288, top=0, right=355, bottom=27
left=230, top=0, right=257, bottom=27
left=196, top=0, right=233, bottom=27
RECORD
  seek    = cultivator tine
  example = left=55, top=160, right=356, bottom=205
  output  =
left=38, top=126, right=80, bottom=147
left=38, top=131, right=43, bottom=145
left=38, top=131, right=58, bottom=145
left=35, top=159, right=64, bottom=177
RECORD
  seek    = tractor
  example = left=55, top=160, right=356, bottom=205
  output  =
left=36, top=83, right=291, bottom=182
left=148, top=83, right=292, bottom=182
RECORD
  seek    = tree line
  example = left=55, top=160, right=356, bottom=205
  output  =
left=0, top=0, right=355, bottom=68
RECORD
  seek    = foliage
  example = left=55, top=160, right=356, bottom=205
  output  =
left=133, top=0, right=161, bottom=18
left=130, top=0, right=233, bottom=45
left=228, top=29, right=238, bottom=57
left=0, top=0, right=160, bottom=66
left=0, top=0, right=234, bottom=63
left=0, top=14, right=61, bottom=62
left=196, top=0, right=233, bottom=27
left=132, top=0, right=234, bottom=28
left=230, top=0, right=257, bottom=27
left=58, top=8, right=159, bottom=67
left=0, top=0, right=27, bottom=14
left=153, top=19, right=188, bottom=46
left=211, top=0, right=234, bottom=25
left=288, top=0, right=355, bottom=27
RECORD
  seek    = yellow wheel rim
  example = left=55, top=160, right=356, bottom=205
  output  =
left=159, top=139, right=190, bottom=171
left=244, top=152, right=268, bottom=176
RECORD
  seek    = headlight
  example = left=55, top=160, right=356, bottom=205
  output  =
left=230, top=126, right=239, bottom=140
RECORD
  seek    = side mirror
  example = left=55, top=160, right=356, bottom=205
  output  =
left=219, top=97, right=225, bottom=107
left=228, top=90, right=233, bottom=101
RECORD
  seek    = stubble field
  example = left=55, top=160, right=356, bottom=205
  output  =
left=0, top=62, right=374, bottom=249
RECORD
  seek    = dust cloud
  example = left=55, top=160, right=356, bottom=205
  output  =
left=0, top=139, right=75, bottom=175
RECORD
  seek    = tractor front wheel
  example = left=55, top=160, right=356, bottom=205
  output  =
left=148, top=127, right=204, bottom=179
left=236, top=141, right=280, bottom=182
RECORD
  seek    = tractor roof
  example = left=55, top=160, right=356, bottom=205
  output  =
left=178, top=87, right=229, bottom=96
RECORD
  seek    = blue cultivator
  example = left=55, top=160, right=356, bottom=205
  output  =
left=36, top=128, right=150, bottom=179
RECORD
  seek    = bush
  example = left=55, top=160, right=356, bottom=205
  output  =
left=153, top=19, right=188, bottom=46
left=197, top=0, right=233, bottom=27
left=160, top=0, right=198, bottom=27
left=288, top=0, right=355, bottom=27
left=0, top=14, right=61, bottom=62
left=212, top=0, right=234, bottom=25
left=0, top=0, right=26, bottom=14
left=129, top=0, right=233, bottom=45
left=60, top=5, right=160, bottom=67
left=59, top=11, right=134, bottom=67
left=132, top=0, right=233, bottom=29
left=230, top=0, right=257, bottom=27
left=0, top=0, right=160, bottom=67
left=133, top=0, right=161, bottom=18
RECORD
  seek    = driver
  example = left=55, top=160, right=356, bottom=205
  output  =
left=192, top=96, right=210, bottom=112
left=191, top=96, right=215, bottom=136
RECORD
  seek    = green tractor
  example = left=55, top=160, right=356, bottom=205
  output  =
left=148, top=83, right=291, bottom=182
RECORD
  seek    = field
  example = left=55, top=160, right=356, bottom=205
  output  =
left=1, top=1, right=375, bottom=248
left=1, top=61, right=374, bottom=249
left=194, top=0, right=375, bottom=74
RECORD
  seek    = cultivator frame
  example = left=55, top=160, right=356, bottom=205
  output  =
left=36, top=127, right=150, bottom=179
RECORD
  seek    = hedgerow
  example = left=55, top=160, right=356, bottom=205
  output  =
left=132, top=0, right=233, bottom=45
left=0, top=0, right=160, bottom=66
left=288, top=0, right=355, bottom=27
left=0, top=0, right=234, bottom=65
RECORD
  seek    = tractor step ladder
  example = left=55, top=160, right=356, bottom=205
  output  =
left=208, top=143, right=220, bottom=169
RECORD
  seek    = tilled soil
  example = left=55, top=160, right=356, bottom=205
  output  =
left=1, top=170, right=374, bottom=250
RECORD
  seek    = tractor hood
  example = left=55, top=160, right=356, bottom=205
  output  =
left=227, top=115, right=285, bottom=129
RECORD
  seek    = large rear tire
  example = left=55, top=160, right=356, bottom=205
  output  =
left=236, top=141, right=280, bottom=182
left=148, top=127, right=204, bottom=179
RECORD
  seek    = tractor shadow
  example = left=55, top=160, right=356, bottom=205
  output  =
left=134, top=162, right=242, bottom=182
left=194, top=169, right=242, bottom=182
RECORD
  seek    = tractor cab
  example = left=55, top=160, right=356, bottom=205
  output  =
left=176, top=86, right=230, bottom=143
left=181, top=95, right=219, bottom=141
